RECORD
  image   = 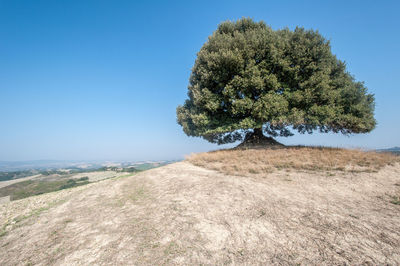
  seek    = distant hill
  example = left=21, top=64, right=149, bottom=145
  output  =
left=0, top=160, right=89, bottom=171
left=0, top=160, right=179, bottom=172
left=376, top=147, right=400, bottom=155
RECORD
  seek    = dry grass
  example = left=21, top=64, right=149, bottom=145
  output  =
left=187, top=146, right=399, bottom=176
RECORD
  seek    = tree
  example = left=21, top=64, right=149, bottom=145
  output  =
left=176, top=18, right=375, bottom=146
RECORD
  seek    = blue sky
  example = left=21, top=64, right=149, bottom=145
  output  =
left=0, top=0, right=399, bottom=161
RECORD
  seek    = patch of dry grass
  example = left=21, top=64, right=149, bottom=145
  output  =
left=187, top=146, right=399, bottom=176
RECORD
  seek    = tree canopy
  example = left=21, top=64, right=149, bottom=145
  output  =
left=177, top=18, right=376, bottom=144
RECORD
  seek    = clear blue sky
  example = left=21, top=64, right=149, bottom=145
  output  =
left=1, top=0, right=399, bottom=161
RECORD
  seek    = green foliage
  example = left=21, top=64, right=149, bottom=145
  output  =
left=97, top=166, right=140, bottom=172
left=390, top=195, right=400, bottom=205
left=123, top=167, right=140, bottom=172
left=40, top=170, right=69, bottom=176
left=177, top=18, right=376, bottom=144
left=59, top=179, right=78, bottom=190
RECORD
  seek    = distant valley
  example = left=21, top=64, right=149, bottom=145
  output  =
left=0, top=160, right=176, bottom=203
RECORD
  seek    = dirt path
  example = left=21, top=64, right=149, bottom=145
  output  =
left=0, top=162, right=399, bottom=265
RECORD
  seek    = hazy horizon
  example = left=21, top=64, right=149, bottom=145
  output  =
left=1, top=0, right=399, bottom=161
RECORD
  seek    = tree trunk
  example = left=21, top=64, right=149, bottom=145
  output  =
left=236, top=128, right=284, bottom=149
left=252, top=128, right=264, bottom=142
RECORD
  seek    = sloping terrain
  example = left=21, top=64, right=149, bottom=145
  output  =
left=0, top=171, right=129, bottom=203
left=1, top=160, right=400, bottom=265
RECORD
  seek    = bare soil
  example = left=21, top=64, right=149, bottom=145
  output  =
left=0, top=161, right=399, bottom=265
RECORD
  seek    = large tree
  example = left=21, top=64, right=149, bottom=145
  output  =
left=177, top=18, right=375, bottom=146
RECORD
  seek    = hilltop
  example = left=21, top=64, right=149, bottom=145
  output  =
left=0, top=148, right=399, bottom=265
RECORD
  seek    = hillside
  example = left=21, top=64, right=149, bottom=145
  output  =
left=377, top=147, right=400, bottom=155
left=1, top=150, right=400, bottom=265
left=0, top=162, right=172, bottom=203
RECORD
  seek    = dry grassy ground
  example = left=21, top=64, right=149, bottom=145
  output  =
left=0, top=149, right=399, bottom=265
left=188, top=146, right=399, bottom=174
